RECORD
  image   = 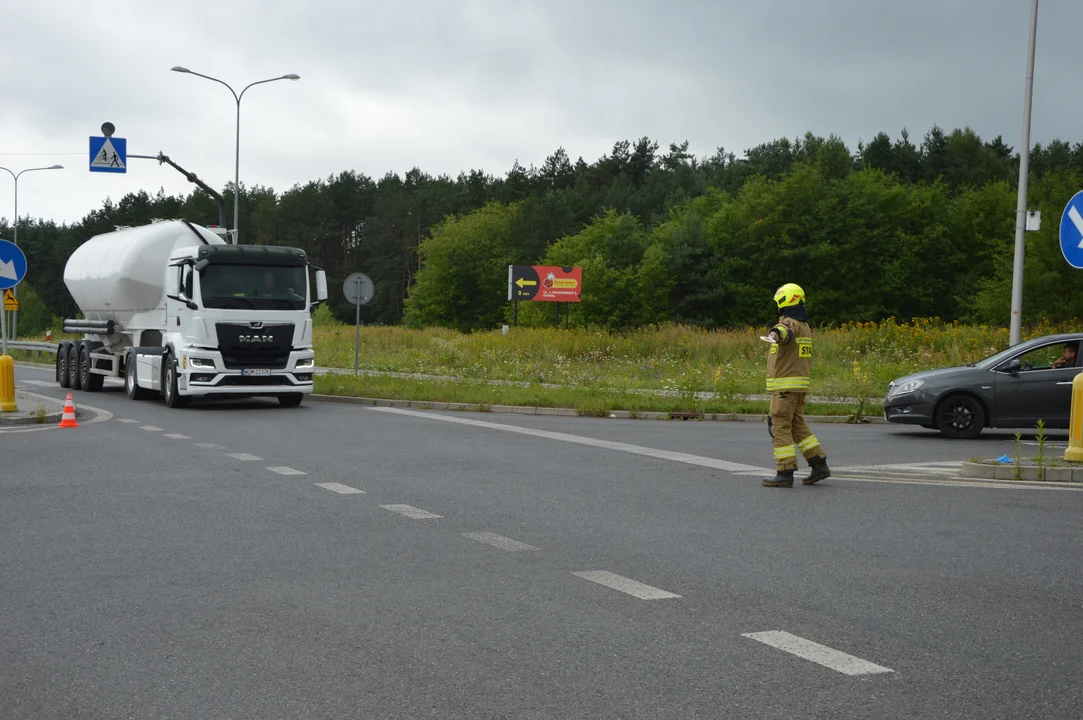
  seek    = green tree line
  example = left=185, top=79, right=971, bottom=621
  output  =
left=4, top=125, right=1083, bottom=335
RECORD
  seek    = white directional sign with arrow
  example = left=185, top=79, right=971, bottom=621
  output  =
left=1060, top=190, right=1083, bottom=269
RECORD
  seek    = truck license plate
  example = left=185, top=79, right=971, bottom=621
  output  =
left=241, top=368, right=272, bottom=376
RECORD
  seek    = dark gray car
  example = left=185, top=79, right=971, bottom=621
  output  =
left=883, top=332, right=1083, bottom=438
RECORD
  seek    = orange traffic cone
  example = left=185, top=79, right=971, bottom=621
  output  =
left=58, top=393, right=79, bottom=428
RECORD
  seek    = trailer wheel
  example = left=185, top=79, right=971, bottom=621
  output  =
left=57, top=342, right=71, bottom=388
left=162, top=352, right=189, bottom=409
left=79, top=344, right=104, bottom=392
left=67, top=343, right=82, bottom=391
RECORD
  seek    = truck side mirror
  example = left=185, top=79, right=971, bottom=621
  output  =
left=315, top=270, right=328, bottom=302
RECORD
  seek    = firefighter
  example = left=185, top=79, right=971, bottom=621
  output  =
left=762, top=283, right=830, bottom=488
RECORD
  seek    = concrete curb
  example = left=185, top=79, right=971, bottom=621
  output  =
left=961, top=460, right=1083, bottom=483
left=305, top=393, right=887, bottom=424
left=12, top=360, right=886, bottom=425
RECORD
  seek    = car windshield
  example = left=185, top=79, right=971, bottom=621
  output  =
left=200, top=264, right=307, bottom=311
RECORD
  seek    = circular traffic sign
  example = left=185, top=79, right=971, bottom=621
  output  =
left=1060, top=190, right=1083, bottom=270
left=343, top=272, right=374, bottom=306
left=0, top=238, right=28, bottom=291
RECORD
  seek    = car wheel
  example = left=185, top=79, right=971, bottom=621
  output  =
left=935, top=394, right=985, bottom=439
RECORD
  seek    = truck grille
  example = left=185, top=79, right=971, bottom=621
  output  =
left=215, top=322, right=294, bottom=370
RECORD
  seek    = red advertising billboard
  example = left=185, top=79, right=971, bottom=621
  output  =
left=508, top=265, right=582, bottom=302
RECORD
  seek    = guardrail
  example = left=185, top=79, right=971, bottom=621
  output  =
left=5, top=341, right=59, bottom=354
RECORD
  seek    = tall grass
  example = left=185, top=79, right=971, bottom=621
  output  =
left=313, top=312, right=1079, bottom=399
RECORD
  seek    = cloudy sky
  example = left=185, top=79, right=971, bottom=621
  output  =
left=2, top=0, right=1081, bottom=226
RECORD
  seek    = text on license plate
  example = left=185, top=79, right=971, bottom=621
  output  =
left=241, top=368, right=272, bottom=376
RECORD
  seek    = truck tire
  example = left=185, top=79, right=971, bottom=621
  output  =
left=278, top=393, right=304, bottom=407
left=67, top=343, right=82, bottom=391
left=124, top=351, right=150, bottom=401
left=57, top=342, right=71, bottom=388
left=162, top=352, right=189, bottom=408
left=79, top=344, right=104, bottom=392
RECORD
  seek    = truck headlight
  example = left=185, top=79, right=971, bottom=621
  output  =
left=189, top=357, right=216, bottom=369
left=295, top=358, right=314, bottom=370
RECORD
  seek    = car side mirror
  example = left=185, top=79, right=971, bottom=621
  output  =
left=1002, top=358, right=1021, bottom=376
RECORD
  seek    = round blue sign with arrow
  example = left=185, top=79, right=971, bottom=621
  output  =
left=1059, top=190, right=1083, bottom=269
left=0, top=239, right=27, bottom=290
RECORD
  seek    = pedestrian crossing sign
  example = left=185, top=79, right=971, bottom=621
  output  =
left=3, top=288, right=17, bottom=311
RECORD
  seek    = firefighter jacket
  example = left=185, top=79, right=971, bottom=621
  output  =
left=766, top=315, right=812, bottom=393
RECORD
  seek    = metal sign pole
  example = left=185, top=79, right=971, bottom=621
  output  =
left=0, top=293, right=7, bottom=356
left=354, top=277, right=362, bottom=375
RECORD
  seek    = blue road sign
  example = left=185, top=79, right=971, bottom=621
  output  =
left=89, top=135, right=126, bottom=173
left=0, top=239, right=28, bottom=290
left=1060, top=190, right=1083, bottom=269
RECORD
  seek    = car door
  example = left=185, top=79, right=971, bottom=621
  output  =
left=993, top=340, right=1081, bottom=429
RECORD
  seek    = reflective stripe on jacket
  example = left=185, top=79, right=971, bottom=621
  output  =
left=766, top=316, right=813, bottom=393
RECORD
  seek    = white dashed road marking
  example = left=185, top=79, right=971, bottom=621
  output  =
left=227, top=453, right=262, bottom=461
left=315, top=482, right=366, bottom=494
left=368, top=407, right=768, bottom=473
left=196, top=443, right=224, bottom=450
left=140, top=426, right=163, bottom=432
left=267, top=466, right=306, bottom=476
left=164, top=433, right=191, bottom=440
left=117, top=419, right=140, bottom=424
left=742, top=631, right=894, bottom=676
left=380, top=504, right=442, bottom=519
left=463, top=532, right=539, bottom=552
left=572, top=571, right=681, bottom=600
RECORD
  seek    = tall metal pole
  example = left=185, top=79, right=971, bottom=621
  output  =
left=170, top=67, right=300, bottom=244
left=1010, top=0, right=1039, bottom=346
left=234, top=96, right=241, bottom=243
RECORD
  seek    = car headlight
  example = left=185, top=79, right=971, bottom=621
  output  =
left=295, top=358, right=314, bottom=370
left=888, top=379, right=924, bottom=397
left=189, top=357, right=216, bottom=369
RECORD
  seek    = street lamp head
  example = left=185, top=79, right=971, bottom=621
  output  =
left=283, top=74, right=300, bottom=81
left=48, top=165, right=63, bottom=170
left=171, top=66, right=191, bottom=73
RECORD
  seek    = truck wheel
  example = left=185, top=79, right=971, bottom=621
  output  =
left=67, top=343, right=82, bottom=391
left=57, top=342, right=71, bottom=388
left=278, top=393, right=304, bottom=407
left=162, top=353, right=189, bottom=408
left=79, top=344, right=104, bottom=392
left=125, top=351, right=150, bottom=401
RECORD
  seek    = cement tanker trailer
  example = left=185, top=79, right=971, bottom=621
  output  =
left=56, top=219, right=328, bottom=408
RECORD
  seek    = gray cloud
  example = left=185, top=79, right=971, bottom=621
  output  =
left=1, top=0, right=1080, bottom=225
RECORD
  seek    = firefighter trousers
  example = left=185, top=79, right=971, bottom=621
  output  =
left=768, top=391, right=826, bottom=471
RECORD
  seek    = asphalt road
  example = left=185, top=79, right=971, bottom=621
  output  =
left=3, top=363, right=1081, bottom=719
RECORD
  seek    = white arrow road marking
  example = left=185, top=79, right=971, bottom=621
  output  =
left=1070, top=206, right=1083, bottom=248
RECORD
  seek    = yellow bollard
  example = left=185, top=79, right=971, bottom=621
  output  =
left=1066, top=372, right=1083, bottom=463
left=0, top=354, right=17, bottom=413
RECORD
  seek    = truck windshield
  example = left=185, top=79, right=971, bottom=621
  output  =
left=200, top=265, right=307, bottom=311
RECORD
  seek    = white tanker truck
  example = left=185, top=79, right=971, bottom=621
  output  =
left=55, top=219, right=328, bottom=408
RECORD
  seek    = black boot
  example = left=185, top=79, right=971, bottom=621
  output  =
left=763, top=469, right=795, bottom=488
left=802, top=456, right=830, bottom=485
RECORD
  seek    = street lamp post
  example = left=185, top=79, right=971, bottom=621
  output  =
left=171, top=66, right=299, bottom=244
left=1009, top=0, right=1040, bottom=346
left=0, top=164, right=64, bottom=340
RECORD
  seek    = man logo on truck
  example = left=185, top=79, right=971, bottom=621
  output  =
left=238, top=334, right=274, bottom=343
